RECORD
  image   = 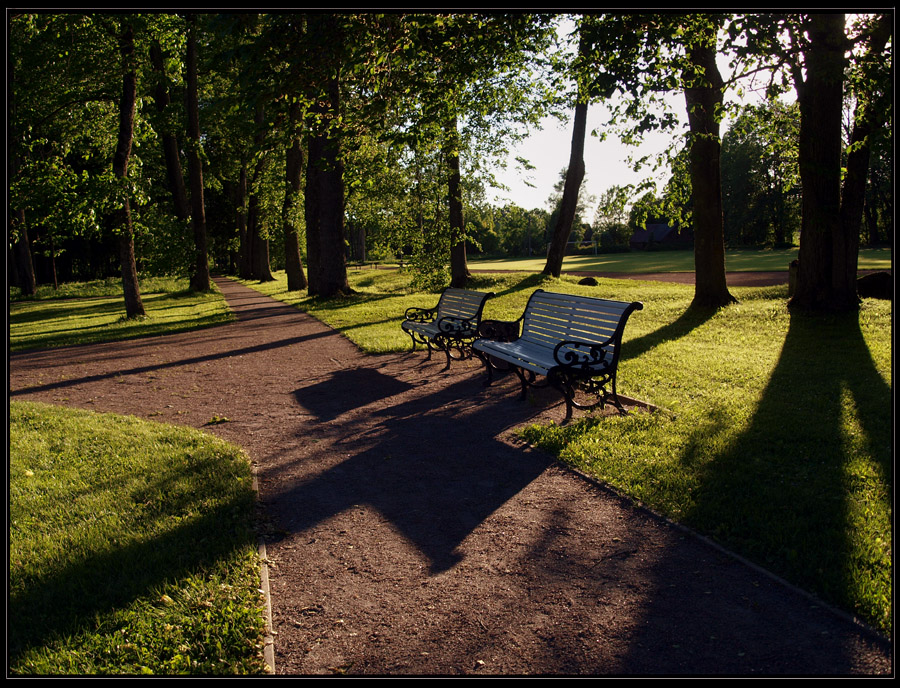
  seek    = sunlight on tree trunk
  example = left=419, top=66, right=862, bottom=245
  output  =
left=543, top=101, right=587, bottom=278
left=113, top=23, right=144, bottom=319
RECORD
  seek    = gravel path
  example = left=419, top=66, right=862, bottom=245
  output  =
left=9, top=276, right=892, bottom=675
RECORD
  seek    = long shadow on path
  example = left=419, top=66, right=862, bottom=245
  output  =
left=275, top=371, right=554, bottom=574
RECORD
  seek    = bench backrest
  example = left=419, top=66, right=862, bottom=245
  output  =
left=520, top=289, right=642, bottom=362
left=436, top=288, right=493, bottom=322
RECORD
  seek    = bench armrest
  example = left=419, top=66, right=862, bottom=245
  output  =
left=437, top=315, right=478, bottom=336
left=553, top=339, right=613, bottom=371
left=403, top=305, right=436, bottom=323
left=478, top=319, right=520, bottom=342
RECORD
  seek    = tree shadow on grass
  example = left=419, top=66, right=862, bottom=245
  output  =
left=10, top=499, right=256, bottom=668
left=607, top=311, right=893, bottom=673
left=679, top=310, right=892, bottom=630
left=620, top=304, right=719, bottom=363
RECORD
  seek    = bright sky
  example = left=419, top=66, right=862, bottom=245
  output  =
left=484, top=14, right=680, bottom=214
left=485, top=13, right=787, bottom=216
left=488, top=102, right=681, bottom=216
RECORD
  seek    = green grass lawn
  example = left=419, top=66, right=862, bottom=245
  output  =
left=9, top=276, right=233, bottom=352
left=9, top=401, right=269, bottom=675
left=243, top=268, right=892, bottom=636
left=8, top=266, right=893, bottom=650
left=469, top=246, right=892, bottom=274
left=9, top=277, right=266, bottom=675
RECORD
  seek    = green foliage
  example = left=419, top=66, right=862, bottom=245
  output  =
left=722, top=101, right=801, bottom=246
left=9, top=12, right=892, bottom=294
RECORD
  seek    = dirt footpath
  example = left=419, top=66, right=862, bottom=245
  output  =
left=8, top=277, right=892, bottom=675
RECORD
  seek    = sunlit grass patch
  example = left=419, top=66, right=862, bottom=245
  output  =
left=9, top=401, right=268, bottom=675
left=9, top=277, right=233, bottom=352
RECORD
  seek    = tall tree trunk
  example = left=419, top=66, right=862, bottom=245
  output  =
left=248, top=104, right=274, bottom=282
left=542, top=100, right=587, bottom=277
left=283, top=102, right=307, bottom=291
left=446, top=115, right=469, bottom=288
left=113, top=23, right=145, bottom=319
left=837, top=14, right=891, bottom=293
left=248, top=189, right=273, bottom=281
left=10, top=210, right=36, bottom=295
left=304, top=133, right=322, bottom=291
left=149, top=41, right=190, bottom=222
left=683, top=37, right=736, bottom=309
left=185, top=15, right=210, bottom=291
left=789, top=14, right=851, bottom=312
left=304, top=17, right=351, bottom=299
left=236, top=161, right=253, bottom=279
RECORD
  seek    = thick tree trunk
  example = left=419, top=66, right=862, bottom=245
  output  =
left=283, top=102, right=307, bottom=291
left=236, top=161, right=252, bottom=279
left=113, top=24, right=145, bottom=319
left=790, top=14, right=852, bottom=312
left=185, top=15, right=210, bottom=291
left=304, top=26, right=350, bottom=298
left=248, top=191, right=273, bottom=282
left=446, top=115, right=469, bottom=289
left=543, top=101, right=587, bottom=277
left=837, top=14, right=891, bottom=293
left=683, top=38, right=735, bottom=309
left=149, top=41, right=190, bottom=222
left=10, top=210, right=37, bottom=296
left=304, top=135, right=322, bottom=291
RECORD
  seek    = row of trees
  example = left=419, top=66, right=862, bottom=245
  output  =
left=8, top=12, right=892, bottom=313
left=547, top=13, right=892, bottom=309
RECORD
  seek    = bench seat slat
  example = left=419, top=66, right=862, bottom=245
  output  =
left=472, top=289, right=642, bottom=422
left=401, top=287, right=494, bottom=370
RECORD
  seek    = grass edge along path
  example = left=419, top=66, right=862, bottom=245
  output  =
left=9, top=276, right=234, bottom=353
left=9, top=401, right=269, bottom=675
left=240, top=269, right=892, bottom=637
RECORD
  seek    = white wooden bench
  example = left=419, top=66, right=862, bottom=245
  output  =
left=472, top=289, right=643, bottom=422
left=402, top=287, right=494, bottom=370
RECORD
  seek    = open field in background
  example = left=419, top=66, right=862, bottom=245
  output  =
left=467, top=247, right=892, bottom=275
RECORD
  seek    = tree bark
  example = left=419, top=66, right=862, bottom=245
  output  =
left=248, top=104, right=274, bottom=282
left=837, top=14, right=891, bottom=296
left=185, top=15, right=210, bottom=291
left=446, top=115, right=470, bottom=288
left=149, top=41, right=190, bottom=222
left=10, top=210, right=37, bottom=295
left=543, top=100, right=587, bottom=277
left=113, top=23, right=145, bottom=319
left=304, top=17, right=350, bottom=299
left=236, top=161, right=253, bottom=279
left=683, top=38, right=736, bottom=308
left=789, top=14, right=852, bottom=312
left=283, top=101, right=307, bottom=291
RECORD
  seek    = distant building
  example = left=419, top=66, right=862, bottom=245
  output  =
left=629, top=223, right=693, bottom=250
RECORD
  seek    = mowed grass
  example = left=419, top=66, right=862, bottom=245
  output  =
left=469, top=246, right=892, bottom=274
left=243, top=267, right=892, bottom=635
left=9, top=401, right=269, bottom=675
left=9, top=276, right=233, bottom=352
